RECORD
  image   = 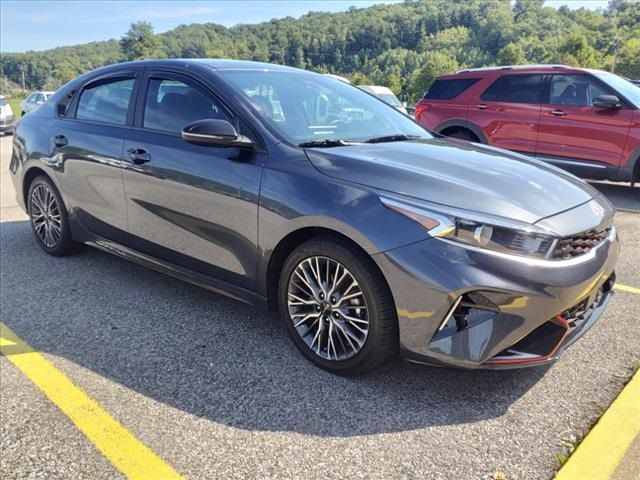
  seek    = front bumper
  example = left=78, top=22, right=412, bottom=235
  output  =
left=373, top=226, right=619, bottom=369
left=0, top=118, right=14, bottom=133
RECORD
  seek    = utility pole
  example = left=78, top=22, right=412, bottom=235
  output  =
left=611, top=36, right=620, bottom=74
left=20, top=64, right=26, bottom=92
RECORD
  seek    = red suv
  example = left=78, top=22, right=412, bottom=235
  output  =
left=415, top=65, right=640, bottom=185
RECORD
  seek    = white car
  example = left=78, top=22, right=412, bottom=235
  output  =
left=0, top=95, right=15, bottom=135
left=20, top=91, right=54, bottom=116
left=358, top=85, right=408, bottom=115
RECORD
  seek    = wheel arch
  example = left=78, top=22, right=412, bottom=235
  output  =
left=22, top=166, right=50, bottom=209
left=436, top=119, right=488, bottom=144
left=264, top=226, right=390, bottom=312
left=22, top=165, right=74, bottom=216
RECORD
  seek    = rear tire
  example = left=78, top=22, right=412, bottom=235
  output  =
left=27, top=175, right=80, bottom=256
left=446, top=129, right=480, bottom=143
left=278, top=238, right=398, bottom=374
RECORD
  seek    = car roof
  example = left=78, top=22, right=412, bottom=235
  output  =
left=94, top=58, right=302, bottom=72
left=439, top=64, right=612, bottom=79
left=359, top=85, right=395, bottom=94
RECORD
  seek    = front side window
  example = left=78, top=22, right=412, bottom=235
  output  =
left=480, top=75, right=543, bottom=104
left=76, top=78, right=134, bottom=126
left=218, top=70, right=430, bottom=145
left=548, top=74, right=611, bottom=107
left=593, top=72, right=640, bottom=108
left=143, top=78, right=231, bottom=133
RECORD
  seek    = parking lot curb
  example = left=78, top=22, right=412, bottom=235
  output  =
left=0, top=322, right=184, bottom=480
left=555, top=368, right=640, bottom=480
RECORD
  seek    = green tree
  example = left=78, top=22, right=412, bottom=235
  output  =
left=120, top=22, right=162, bottom=61
left=408, top=53, right=459, bottom=99
left=497, top=43, right=526, bottom=65
left=556, top=32, right=599, bottom=67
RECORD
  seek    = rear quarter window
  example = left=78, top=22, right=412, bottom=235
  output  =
left=423, top=78, right=480, bottom=100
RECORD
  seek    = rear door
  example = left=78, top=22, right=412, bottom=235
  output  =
left=121, top=69, right=265, bottom=290
left=467, top=74, right=543, bottom=154
left=50, top=70, right=139, bottom=241
left=536, top=73, right=633, bottom=168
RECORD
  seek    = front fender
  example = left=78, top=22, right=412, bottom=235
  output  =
left=256, top=159, right=428, bottom=297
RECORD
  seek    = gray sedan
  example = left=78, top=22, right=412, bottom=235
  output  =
left=9, top=60, right=618, bottom=373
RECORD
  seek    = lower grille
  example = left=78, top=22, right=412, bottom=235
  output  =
left=553, top=227, right=611, bottom=259
left=560, top=289, right=602, bottom=330
left=487, top=275, right=614, bottom=364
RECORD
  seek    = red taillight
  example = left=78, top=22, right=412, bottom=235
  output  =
left=414, top=103, right=430, bottom=122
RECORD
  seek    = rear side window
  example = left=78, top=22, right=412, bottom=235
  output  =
left=423, top=78, right=480, bottom=100
left=480, top=75, right=543, bottom=104
left=76, top=77, right=135, bottom=126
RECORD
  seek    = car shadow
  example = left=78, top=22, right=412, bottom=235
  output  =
left=1, top=220, right=547, bottom=437
left=590, top=181, right=639, bottom=213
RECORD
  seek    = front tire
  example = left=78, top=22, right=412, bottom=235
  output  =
left=27, top=176, right=80, bottom=256
left=278, top=238, right=398, bottom=374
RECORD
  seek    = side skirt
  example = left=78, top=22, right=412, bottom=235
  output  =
left=85, top=237, right=268, bottom=310
left=68, top=216, right=268, bottom=310
left=518, top=153, right=625, bottom=182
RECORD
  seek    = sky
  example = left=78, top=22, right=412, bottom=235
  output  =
left=1, top=0, right=610, bottom=53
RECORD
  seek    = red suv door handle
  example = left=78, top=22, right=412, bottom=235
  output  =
left=476, top=104, right=488, bottom=110
left=550, top=109, right=567, bottom=116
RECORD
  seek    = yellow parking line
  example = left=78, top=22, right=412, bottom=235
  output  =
left=555, top=370, right=640, bottom=480
left=615, top=283, right=640, bottom=295
left=0, top=322, right=183, bottom=480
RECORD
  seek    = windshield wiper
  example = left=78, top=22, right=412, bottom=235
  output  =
left=298, top=139, right=360, bottom=148
left=364, top=134, right=421, bottom=144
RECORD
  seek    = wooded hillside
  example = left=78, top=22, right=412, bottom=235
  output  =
left=1, top=0, right=638, bottom=101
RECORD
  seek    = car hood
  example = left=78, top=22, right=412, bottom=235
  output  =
left=305, top=138, right=598, bottom=224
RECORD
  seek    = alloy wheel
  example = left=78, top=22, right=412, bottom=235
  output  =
left=287, top=256, right=369, bottom=361
left=30, top=184, right=62, bottom=248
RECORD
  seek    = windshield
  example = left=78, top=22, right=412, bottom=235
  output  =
left=376, top=93, right=402, bottom=107
left=218, top=70, right=430, bottom=145
left=594, top=72, right=640, bottom=108
left=0, top=98, right=7, bottom=107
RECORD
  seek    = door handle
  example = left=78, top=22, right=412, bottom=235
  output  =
left=476, top=104, right=488, bottom=110
left=126, top=148, right=151, bottom=165
left=550, top=109, right=567, bottom=116
left=53, top=135, right=68, bottom=148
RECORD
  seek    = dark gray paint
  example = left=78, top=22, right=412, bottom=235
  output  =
left=9, top=59, right=620, bottom=369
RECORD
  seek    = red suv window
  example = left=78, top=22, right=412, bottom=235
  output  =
left=548, top=74, right=610, bottom=106
left=423, top=78, right=480, bottom=100
left=480, top=74, right=543, bottom=104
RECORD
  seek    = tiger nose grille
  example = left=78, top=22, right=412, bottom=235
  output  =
left=553, top=227, right=611, bottom=259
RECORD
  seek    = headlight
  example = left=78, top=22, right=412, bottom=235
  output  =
left=381, top=197, right=556, bottom=258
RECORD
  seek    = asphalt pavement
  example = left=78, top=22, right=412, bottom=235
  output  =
left=1, top=135, right=639, bottom=480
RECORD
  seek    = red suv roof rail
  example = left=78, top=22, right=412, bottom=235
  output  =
left=456, top=64, right=570, bottom=74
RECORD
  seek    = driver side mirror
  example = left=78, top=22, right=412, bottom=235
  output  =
left=181, top=119, right=254, bottom=148
left=593, top=95, right=621, bottom=109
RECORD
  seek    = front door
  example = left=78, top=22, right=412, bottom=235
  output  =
left=122, top=70, right=265, bottom=290
left=536, top=73, right=633, bottom=169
